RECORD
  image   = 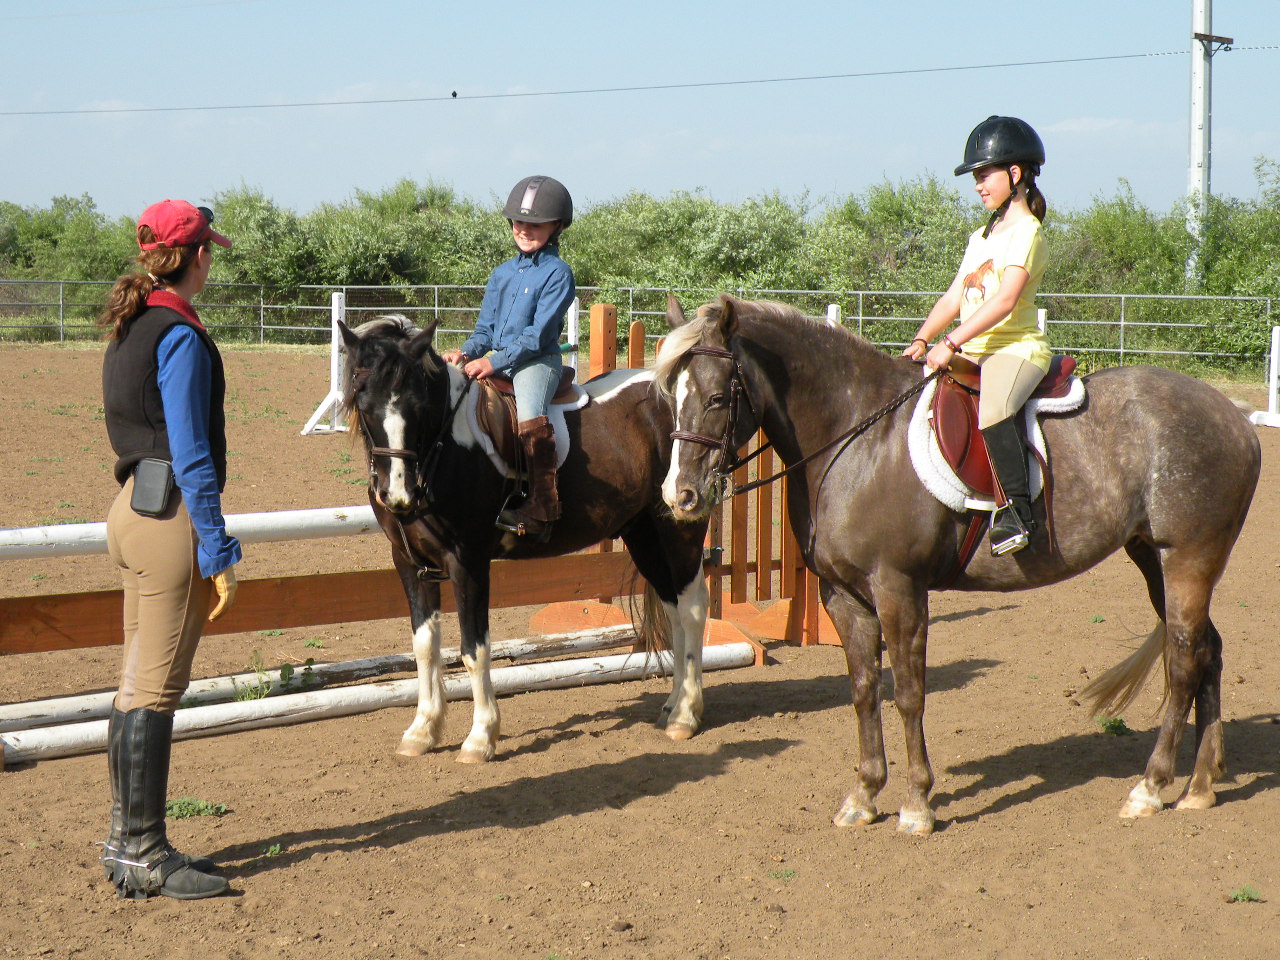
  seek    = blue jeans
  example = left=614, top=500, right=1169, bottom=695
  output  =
left=510, top=352, right=563, bottom=422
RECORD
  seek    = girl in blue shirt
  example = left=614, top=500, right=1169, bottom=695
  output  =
left=442, top=176, right=576, bottom=537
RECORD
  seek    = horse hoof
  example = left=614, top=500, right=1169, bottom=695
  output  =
left=456, top=746, right=494, bottom=764
left=1173, top=790, right=1216, bottom=811
left=896, top=811, right=936, bottom=836
left=664, top=722, right=697, bottom=741
left=1119, top=782, right=1163, bottom=819
left=395, top=738, right=432, bottom=757
left=832, top=796, right=877, bottom=827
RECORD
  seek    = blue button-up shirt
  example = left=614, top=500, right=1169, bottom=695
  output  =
left=462, top=245, right=576, bottom=377
left=156, top=325, right=242, bottom=578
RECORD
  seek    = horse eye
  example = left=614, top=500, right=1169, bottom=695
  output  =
left=706, top=393, right=727, bottom=409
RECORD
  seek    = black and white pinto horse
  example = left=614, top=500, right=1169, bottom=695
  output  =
left=340, top=315, right=711, bottom=762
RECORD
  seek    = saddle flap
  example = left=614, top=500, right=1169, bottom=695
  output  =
left=931, top=376, right=995, bottom=497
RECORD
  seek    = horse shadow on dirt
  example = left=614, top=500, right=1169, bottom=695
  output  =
left=932, top=712, right=1280, bottom=825
left=492, top=651, right=1003, bottom=759
left=211, top=736, right=797, bottom=878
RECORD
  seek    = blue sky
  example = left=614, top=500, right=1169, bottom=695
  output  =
left=2, top=0, right=1278, bottom=219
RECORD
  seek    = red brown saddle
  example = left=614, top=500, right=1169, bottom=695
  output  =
left=473, top=367, right=579, bottom=466
left=930, top=354, right=1077, bottom=499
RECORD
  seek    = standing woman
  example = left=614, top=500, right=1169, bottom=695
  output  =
left=98, top=200, right=240, bottom=900
left=902, top=115, right=1051, bottom=556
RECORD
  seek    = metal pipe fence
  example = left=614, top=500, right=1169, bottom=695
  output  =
left=0, top=279, right=1272, bottom=374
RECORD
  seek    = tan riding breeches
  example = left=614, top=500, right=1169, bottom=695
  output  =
left=976, top=352, right=1048, bottom=429
left=106, top=476, right=211, bottom=714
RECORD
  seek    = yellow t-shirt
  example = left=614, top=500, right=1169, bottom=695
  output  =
left=955, top=216, right=1050, bottom=371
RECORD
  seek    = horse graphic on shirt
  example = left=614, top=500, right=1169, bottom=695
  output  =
left=962, top=258, right=996, bottom=307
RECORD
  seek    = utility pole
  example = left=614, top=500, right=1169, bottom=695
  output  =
left=1186, top=0, right=1232, bottom=282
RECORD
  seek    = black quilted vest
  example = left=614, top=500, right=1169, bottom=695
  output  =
left=102, top=305, right=227, bottom=489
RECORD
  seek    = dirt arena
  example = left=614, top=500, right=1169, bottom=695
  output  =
left=1, top=343, right=1277, bottom=960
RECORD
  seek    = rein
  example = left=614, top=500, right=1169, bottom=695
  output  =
left=675, top=345, right=942, bottom=498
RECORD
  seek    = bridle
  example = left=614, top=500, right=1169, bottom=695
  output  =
left=669, top=345, right=762, bottom=480
left=346, top=361, right=471, bottom=513
left=670, top=343, right=942, bottom=500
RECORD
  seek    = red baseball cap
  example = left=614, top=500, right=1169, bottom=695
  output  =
left=136, top=199, right=232, bottom=250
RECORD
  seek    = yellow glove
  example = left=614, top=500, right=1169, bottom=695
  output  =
left=208, top=565, right=238, bottom=622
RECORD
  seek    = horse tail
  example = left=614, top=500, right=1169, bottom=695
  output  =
left=623, top=572, right=672, bottom=655
left=1081, top=621, right=1169, bottom=719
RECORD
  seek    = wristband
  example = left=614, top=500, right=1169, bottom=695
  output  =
left=942, top=334, right=963, bottom=354
left=911, top=338, right=928, bottom=348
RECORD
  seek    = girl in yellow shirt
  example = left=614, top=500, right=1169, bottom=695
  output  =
left=903, top=115, right=1051, bottom=556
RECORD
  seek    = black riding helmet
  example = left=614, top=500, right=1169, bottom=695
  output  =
left=502, top=176, right=573, bottom=231
left=954, top=116, right=1045, bottom=177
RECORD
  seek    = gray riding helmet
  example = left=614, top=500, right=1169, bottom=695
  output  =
left=503, top=176, right=573, bottom=231
left=954, top=116, right=1045, bottom=177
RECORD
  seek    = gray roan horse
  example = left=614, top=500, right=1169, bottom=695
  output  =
left=340, top=315, right=711, bottom=762
left=658, top=294, right=1260, bottom=834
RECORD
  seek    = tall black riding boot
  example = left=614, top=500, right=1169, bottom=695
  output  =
left=100, top=706, right=126, bottom=879
left=103, top=706, right=216, bottom=880
left=981, top=416, right=1037, bottom=557
left=110, top=708, right=228, bottom=900
left=496, top=416, right=560, bottom=539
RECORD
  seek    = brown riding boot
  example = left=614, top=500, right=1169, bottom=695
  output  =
left=497, top=416, right=560, bottom=537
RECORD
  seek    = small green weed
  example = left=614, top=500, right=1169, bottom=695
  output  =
left=1089, top=615, right=1106, bottom=623
left=30, top=573, right=45, bottom=582
left=1096, top=715, right=1132, bottom=736
left=1228, top=886, right=1262, bottom=903
left=167, top=797, right=229, bottom=819
left=261, top=843, right=282, bottom=858
left=258, top=629, right=284, bottom=637
left=768, top=868, right=797, bottom=883
left=232, top=650, right=272, bottom=701
left=304, top=637, right=325, bottom=649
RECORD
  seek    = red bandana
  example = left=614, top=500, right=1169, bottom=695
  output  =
left=146, top=288, right=205, bottom=330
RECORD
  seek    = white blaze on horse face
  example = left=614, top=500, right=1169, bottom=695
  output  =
left=661, top=369, right=694, bottom=511
left=382, top=394, right=414, bottom=509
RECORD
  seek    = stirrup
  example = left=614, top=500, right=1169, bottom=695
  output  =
left=989, top=505, right=1030, bottom=557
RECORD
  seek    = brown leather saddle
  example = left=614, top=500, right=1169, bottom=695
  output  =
left=473, top=367, right=579, bottom=466
left=931, top=354, right=1077, bottom=499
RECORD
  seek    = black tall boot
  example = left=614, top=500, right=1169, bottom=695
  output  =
left=496, top=416, right=560, bottom=539
left=110, top=708, right=228, bottom=900
left=981, top=416, right=1037, bottom=556
left=102, top=706, right=216, bottom=880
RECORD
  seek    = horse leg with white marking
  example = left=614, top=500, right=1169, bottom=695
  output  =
left=450, top=554, right=500, bottom=764
left=395, top=575, right=446, bottom=757
left=621, top=512, right=708, bottom=740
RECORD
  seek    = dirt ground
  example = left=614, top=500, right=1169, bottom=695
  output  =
left=1, top=342, right=1278, bottom=960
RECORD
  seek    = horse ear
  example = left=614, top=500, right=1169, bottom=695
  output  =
left=665, top=293, right=687, bottom=329
left=338, top=319, right=360, bottom=351
left=406, top=319, right=440, bottom=362
left=717, top=294, right=740, bottom=340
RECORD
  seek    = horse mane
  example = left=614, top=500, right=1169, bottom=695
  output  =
left=654, top=296, right=879, bottom=397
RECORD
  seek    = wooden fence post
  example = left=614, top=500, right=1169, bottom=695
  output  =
left=589, top=303, right=617, bottom=379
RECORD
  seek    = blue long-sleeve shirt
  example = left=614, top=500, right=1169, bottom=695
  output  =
left=156, top=325, right=242, bottom=578
left=462, top=245, right=576, bottom=377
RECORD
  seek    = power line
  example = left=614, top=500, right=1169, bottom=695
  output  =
left=0, top=0, right=263, bottom=21
left=3, top=45, right=1276, bottom=118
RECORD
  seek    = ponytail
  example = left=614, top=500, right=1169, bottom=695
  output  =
left=1024, top=174, right=1047, bottom=223
left=99, top=227, right=201, bottom=340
